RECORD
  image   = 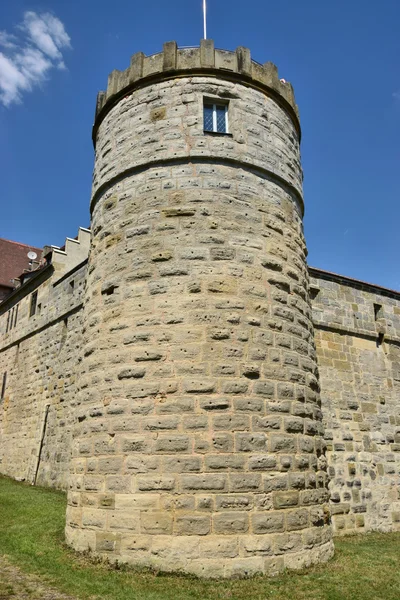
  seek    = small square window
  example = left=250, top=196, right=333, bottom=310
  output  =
left=204, top=102, right=229, bottom=134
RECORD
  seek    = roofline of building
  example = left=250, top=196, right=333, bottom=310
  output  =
left=309, top=266, right=400, bottom=299
left=0, top=264, right=53, bottom=314
left=0, top=237, right=42, bottom=250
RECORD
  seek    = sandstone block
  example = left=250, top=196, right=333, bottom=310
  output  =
left=175, top=516, right=211, bottom=535
left=141, top=512, right=173, bottom=535
left=273, top=491, right=299, bottom=509
left=213, top=512, right=249, bottom=534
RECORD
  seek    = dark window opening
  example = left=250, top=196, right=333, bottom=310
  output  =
left=30, top=291, right=38, bottom=317
left=310, top=287, right=320, bottom=301
left=59, top=318, right=68, bottom=351
left=374, top=303, right=383, bottom=321
left=69, top=280, right=75, bottom=292
left=204, top=102, right=229, bottom=134
left=1, top=372, right=6, bottom=400
left=6, top=311, right=11, bottom=333
left=377, top=332, right=385, bottom=348
left=13, top=305, right=18, bottom=328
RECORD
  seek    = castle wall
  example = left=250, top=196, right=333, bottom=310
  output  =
left=310, top=269, right=400, bottom=534
left=1, top=39, right=399, bottom=580
left=64, top=44, right=334, bottom=578
left=0, top=261, right=87, bottom=489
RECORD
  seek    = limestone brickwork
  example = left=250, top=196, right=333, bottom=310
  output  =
left=64, top=41, right=333, bottom=577
left=0, top=40, right=398, bottom=580
left=310, top=268, right=400, bottom=535
left=0, top=229, right=89, bottom=488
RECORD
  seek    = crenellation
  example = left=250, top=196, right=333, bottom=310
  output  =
left=95, top=41, right=299, bottom=138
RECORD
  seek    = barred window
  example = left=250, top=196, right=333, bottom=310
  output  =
left=204, top=102, right=229, bottom=134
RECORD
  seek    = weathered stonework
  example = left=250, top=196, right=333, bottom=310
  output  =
left=64, top=41, right=333, bottom=577
left=0, top=40, right=398, bottom=579
left=310, top=269, right=400, bottom=535
left=0, top=229, right=89, bottom=488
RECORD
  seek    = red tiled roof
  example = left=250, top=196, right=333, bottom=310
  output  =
left=0, top=238, right=42, bottom=289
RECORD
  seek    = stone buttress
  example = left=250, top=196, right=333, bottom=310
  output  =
left=65, top=40, right=334, bottom=577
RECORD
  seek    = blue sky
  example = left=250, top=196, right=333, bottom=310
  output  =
left=0, top=1, right=399, bottom=289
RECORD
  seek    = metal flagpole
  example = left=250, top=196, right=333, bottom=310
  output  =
left=203, top=0, right=207, bottom=39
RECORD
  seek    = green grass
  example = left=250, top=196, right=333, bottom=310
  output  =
left=1, top=475, right=400, bottom=600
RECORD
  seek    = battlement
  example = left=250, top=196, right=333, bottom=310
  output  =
left=45, top=227, right=90, bottom=278
left=94, top=40, right=299, bottom=134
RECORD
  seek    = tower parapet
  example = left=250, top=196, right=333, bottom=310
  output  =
left=66, top=40, right=333, bottom=578
left=94, top=40, right=299, bottom=127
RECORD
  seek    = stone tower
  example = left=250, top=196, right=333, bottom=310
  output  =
left=66, top=40, right=334, bottom=577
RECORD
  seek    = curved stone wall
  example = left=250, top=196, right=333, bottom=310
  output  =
left=91, top=75, right=302, bottom=204
left=66, top=43, right=333, bottom=577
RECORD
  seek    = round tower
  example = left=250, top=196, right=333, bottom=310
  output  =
left=66, top=40, right=334, bottom=578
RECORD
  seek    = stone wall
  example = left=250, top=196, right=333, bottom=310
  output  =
left=0, top=260, right=87, bottom=489
left=64, top=43, right=334, bottom=578
left=1, top=39, right=399, bottom=581
left=310, top=268, right=400, bottom=534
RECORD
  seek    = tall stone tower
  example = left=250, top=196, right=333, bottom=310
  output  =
left=66, top=41, right=334, bottom=577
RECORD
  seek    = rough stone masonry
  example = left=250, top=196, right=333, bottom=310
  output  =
left=0, top=40, right=399, bottom=579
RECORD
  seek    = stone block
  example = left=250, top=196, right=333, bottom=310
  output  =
left=229, top=474, right=262, bottom=492
left=273, top=491, right=299, bottom=509
left=175, top=515, right=211, bottom=535
left=213, top=512, right=249, bottom=534
left=269, top=435, right=297, bottom=453
left=200, top=39, right=215, bottom=67
left=163, top=41, right=177, bottom=70
left=286, top=509, right=309, bottom=531
left=252, top=512, right=285, bottom=534
left=141, top=512, right=173, bottom=535
left=108, top=511, right=140, bottom=531
left=95, top=532, right=119, bottom=552
left=137, top=476, right=175, bottom=491
left=181, top=474, right=227, bottom=491
left=154, top=436, right=190, bottom=452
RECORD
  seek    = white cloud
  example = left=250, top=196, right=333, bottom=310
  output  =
left=0, top=11, right=71, bottom=107
left=22, top=11, right=71, bottom=63
left=0, top=32, right=19, bottom=50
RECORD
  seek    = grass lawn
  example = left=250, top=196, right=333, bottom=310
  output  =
left=1, top=475, right=399, bottom=600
